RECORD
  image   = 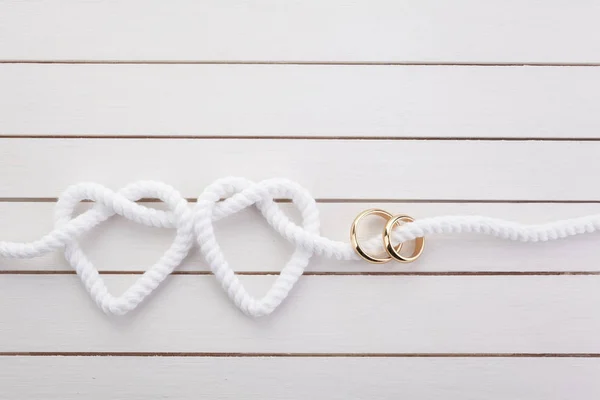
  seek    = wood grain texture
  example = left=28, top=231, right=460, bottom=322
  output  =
left=1, top=274, right=599, bottom=353
left=0, top=138, right=596, bottom=200
left=1, top=202, right=599, bottom=272
left=0, top=0, right=599, bottom=63
left=1, top=356, right=598, bottom=400
left=0, top=64, right=599, bottom=137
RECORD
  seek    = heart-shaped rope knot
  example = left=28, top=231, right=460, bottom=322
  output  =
left=194, top=177, right=321, bottom=317
left=55, top=181, right=195, bottom=315
left=37, top=178, right=350, bottom=317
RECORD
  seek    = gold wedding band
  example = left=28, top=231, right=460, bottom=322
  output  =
left=383, top=215, right=425, bottom=263
left=350, top=209, right=425, bottom=264
left=350, top=209, right=400, bottom=264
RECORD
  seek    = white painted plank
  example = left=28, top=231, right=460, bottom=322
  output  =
left=0, top=275, right=598, bottom=352
left=1, top=64, right=599, bottom=137
left=0, top=139, right=596, bottom=200
left=1, top=202, right=599, bottom=272
left=1, top=0, right=599, bottom=63
left=1, top=356, right=597, bottom=400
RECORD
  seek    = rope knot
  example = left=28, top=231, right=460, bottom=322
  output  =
left=47, top=178, right=322, bottom=317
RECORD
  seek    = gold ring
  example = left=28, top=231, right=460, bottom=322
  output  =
left=383, top=215, right=425, bottom=263
left=350, top=208, right=401, bottom=264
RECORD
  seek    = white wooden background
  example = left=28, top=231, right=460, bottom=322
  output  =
left=1, top=1, right=599, bottom=398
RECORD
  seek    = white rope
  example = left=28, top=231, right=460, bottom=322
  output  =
left=1, top=177, right=599, bottom=317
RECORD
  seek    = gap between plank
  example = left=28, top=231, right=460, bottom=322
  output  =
left=2, top=60, right=600, bottom=67
left=2, top=135, right=600, bottom=141
left=0, top=352, right=598, bottom=358
left=1, top=198, right=600, bottom=204
left=0, top=271, right=598, bottom=276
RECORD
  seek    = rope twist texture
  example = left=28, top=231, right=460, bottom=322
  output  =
left=1, top=177, right=599, bottom=317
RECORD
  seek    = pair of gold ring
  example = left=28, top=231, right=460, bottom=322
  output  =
left=350, top=208, right=425, bottom=264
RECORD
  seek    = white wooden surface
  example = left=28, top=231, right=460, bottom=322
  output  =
left=0, top=139, right=598, bottom=200
left=1, top=1, right=599, bottom=399
left=1, top=0, right=599, bottom=63
left=1, top=357, right=597, bottom=400
left=2, top=357, right=598, bottom=400
left=1, top=274, right=600, bottom=353
left=1, top=64, right=599, bottom=138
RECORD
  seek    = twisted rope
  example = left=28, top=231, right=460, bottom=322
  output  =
left=1, top=177, right=599, bottom=317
